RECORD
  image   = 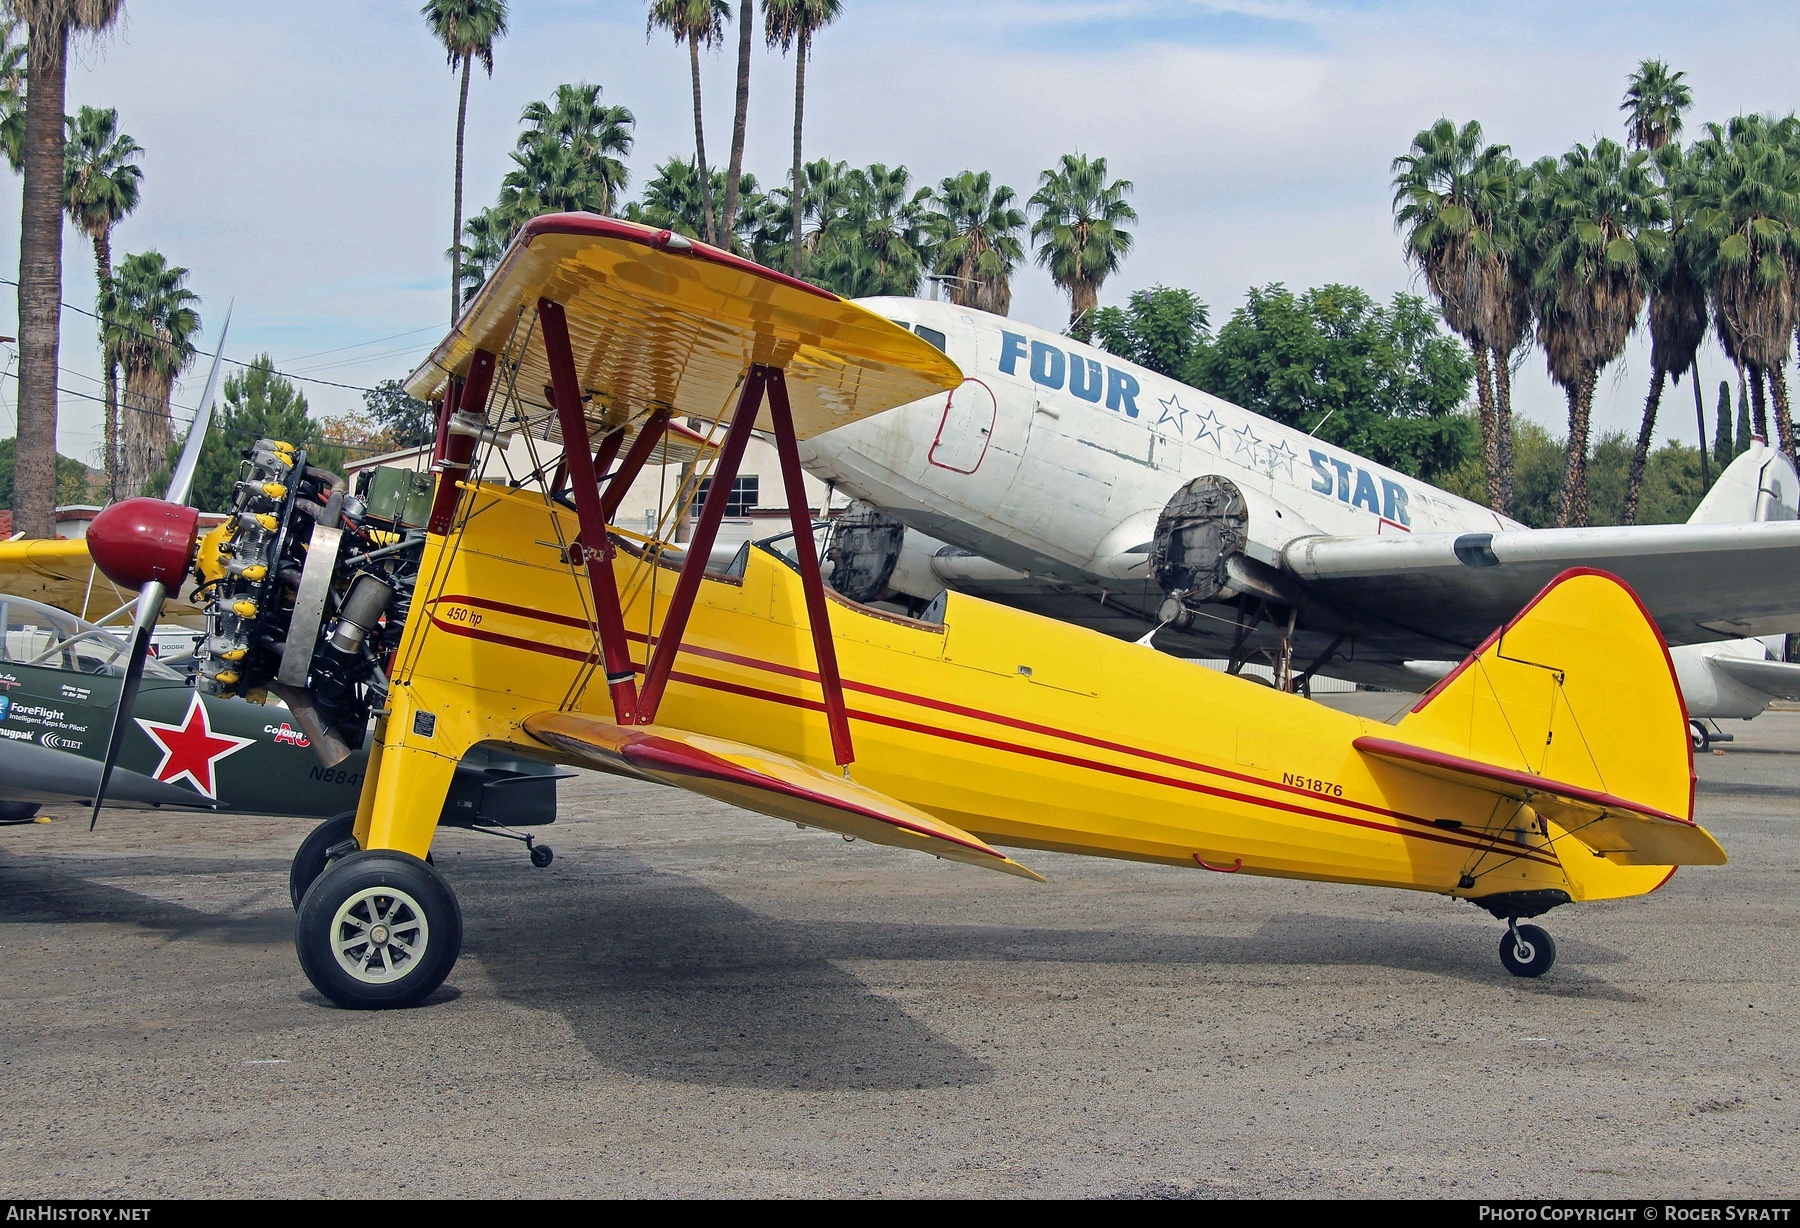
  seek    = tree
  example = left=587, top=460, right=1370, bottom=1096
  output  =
left=1092, top=285, right=1209, bottom=379
left=625, top=156, right=762, bottom=253
left=494, top=82, right=634, bottom=233
left=182, top=356, right=344, bottom=513
left=1391, top=118, right=1517, bottom=511
left=1713, top=378, right=1733, bottom=469
left=1520, top=140, right=1668, bottom=527
left=1684, top=114, right=1800, bottom=466
left=764, top=0, right=841, bottom=277
left=5, top=0, right=126, bottom=540
left=452, top=205, right=507, bottom=304
left=646, top=0, right=730, bottom=246
left=807, top=163, right=933, bottom=297
left=1628, top=142, right=1705, bottom=523
left=62, top=104, right=141, bottom=501
left=1443, top=421, right=1705, bottom=528
left=1029, top=153, right=1136, bottom=341
left=927, top=170, right=1026, bottom=315
left=361, top=379, right=435, bottom=450
left=720, top=0, right=753, bottom=250
left=0, top=17, right=24, bottom=172
left=1621, top=58, right=1692, bottom=153
left=0, top=436, right=92, bottom=509
left=1736, top=375, right=1753, bottom=456
left=100, top=250, right=201, bottom=498
left=1190, top=283, right=1474, bottom=481
left=422, top=0, right=508, bottom=325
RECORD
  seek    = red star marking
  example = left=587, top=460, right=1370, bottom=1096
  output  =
left=134, top=690, right=255, bottom=800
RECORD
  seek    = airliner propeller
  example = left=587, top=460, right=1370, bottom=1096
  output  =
left=85, top=306, right=232, bottom=828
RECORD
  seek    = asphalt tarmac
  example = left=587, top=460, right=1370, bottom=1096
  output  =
left=1, top=692, right=1795, bottom=1199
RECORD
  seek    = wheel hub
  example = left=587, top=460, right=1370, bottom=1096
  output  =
left=330, top=887, right=430, bottom=984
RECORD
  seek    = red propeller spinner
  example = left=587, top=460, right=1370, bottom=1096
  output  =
left=86, top=497, right=201, bottom=590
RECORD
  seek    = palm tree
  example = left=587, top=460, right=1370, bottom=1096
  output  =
left=809, top=163, right=933, bottom=297
left=494, top=83, right=635, bottom=235
left=0, top=17, right=25, bottom=172
left=5, top=0, right=125, bottom=541
left=63, top=104, right=141, bottom=501
left=1626, top=143, right=1707, bottom=522
left=646, top=0, right=730, bottom=247
left=764, top=0, right=842, bottom=277
left=1621, top=61, right=1698, bottom=521
left=100, top=250, right=200, bottom=498
left=451, top=205, right=507, bottom=304
left=422, top=0, right=508, bottom=326
left=720, top=0, right=753, bottom=251
left=1684, top=115, right=1800, bottom=466
left=928, top=170, right=1026, bottom=315
left=1521, top=140, right=1669, bottom=527
left=1029, top=152, right=1137, bottom=341
left=1621, top=58, right=1692, bottom=153
left=1391, top=119, right=1516, bottom=511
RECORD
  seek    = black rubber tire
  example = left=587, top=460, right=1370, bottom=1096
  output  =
left=1498, top=923, right=1556, bottom=978
left=1690, top=721, right=1709, bottom=753
left=289, top=811, right=358, bottom=910
left=0, top=801, right=43, bottom=824
left=295, top=849, right=462, bottom=1009
left=530, top=843, right=554, bottom=868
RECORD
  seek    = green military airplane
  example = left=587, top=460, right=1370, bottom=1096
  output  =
left=0, top=593, right=565, bottom=884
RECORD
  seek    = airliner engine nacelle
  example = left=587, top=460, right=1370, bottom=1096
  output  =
left=823, top=503, right=907, bottom=604
left=1152, top=475, right=1249, bottom=612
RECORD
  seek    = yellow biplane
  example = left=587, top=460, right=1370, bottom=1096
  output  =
left=65, top=214, right=1723, bottom=1007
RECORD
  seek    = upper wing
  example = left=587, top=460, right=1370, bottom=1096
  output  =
left=1282, top=521, right=1800, bottom=648
left=1710, top=653, right=1800, bottom=701
left=524, top=711, right=1042, bottom=881
left=0, top=538, right=206, bottom=625
left=406, top=212, right=963, bottom=445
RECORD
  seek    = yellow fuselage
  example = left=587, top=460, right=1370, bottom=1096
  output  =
left=356, top=484, right=1668, bottom=906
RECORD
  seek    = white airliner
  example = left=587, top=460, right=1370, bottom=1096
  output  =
left=801, top=298, right=1800, bottom=693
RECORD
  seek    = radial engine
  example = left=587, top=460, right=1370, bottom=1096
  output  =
left=190, top=439, right=433, bottom=765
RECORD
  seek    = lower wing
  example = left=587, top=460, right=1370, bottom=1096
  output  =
left=523, top=711, right=1043, bottom=881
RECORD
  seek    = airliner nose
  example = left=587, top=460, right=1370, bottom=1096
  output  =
left=87, top=497, right=201, bottom=590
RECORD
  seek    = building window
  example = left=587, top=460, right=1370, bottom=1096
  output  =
left=695, top=475, right=759, bottom=515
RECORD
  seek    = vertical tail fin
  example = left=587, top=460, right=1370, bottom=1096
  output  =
left=1395, top=568, right=1695, bottom=830
left=1689, top=438, right=1799, bottom=525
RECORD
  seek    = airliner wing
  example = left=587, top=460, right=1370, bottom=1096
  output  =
left=1282, top=521, right=1800, bottom=648
left=1710, top=653, right=1800, bottom=700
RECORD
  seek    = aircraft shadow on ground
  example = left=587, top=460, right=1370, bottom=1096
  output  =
left=0, top=841, right=1644, bottom=1093
left=0, top=848, right=292, bottom=947
left=456, top=848, right=1644, bottom=1089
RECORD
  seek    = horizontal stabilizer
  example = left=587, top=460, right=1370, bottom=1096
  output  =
left=1710, top=653, right=1800, bottom=701
left=1355, top=736, right=1725, bottom=866
left=524, top=711, right=1042, bottom=881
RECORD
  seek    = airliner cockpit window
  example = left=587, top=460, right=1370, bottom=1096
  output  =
left=913, top=324, right=948, bottom=353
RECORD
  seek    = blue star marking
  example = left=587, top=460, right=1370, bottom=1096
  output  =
left=1232, top=422, right=1263, bottom=466
left=1191, top=407, right=1225, bottom=449
left=1265, top=437, right=1298, bottom=480
left=1154, top=393, right=1188, bottom=437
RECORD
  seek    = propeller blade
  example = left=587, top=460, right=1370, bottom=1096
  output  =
left=89, top=579, right=166, bottom=830
left=164, top=303, right=232, bottom=508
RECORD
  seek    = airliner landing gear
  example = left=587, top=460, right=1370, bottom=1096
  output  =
left=1690, top=720, right=1710, bottom=753
left=1499, top=920, right=1556, bottom=978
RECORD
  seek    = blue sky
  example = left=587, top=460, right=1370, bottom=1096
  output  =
left=2, top=0, right=1797, bottom=463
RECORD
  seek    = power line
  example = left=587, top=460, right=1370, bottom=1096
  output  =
left=0, top=276, right=432, bottom=394
left=0, top=365, right=403, bottom=458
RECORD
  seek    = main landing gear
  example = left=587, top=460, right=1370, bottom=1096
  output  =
left=287, top=809, right=555, bottom=1008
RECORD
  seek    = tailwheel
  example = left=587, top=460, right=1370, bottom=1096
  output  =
left=296, top=849, right=462, bottom=1009
left=289, top=811, right=358, bottom=909
left=1498, top=921, right=1556, bottom=978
